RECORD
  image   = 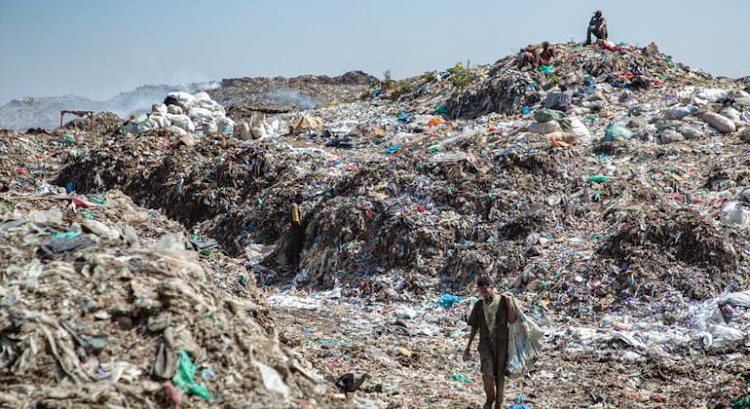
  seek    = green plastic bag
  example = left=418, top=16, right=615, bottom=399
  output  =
left=603, top=123, right=634, bottom=141
left=534, top=108, right=571, bottom=130
left=588, top=175, right=609, bottom=183
left=534, top=108, right=564, bottom=123
left=172, top=350, right=211, bottom=400
left=451, top=373, right=473, bottom=383
left=538, top=65, right=554, bottom=75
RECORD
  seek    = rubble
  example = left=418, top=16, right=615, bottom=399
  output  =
left=0, top=188, right=333, bottom=408
left=64, top=111, right=123, bottom=134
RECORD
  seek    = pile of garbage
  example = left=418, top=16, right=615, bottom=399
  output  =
left=64, top=111, right=123, bottom=134
left=0, top=186, right=337, bottom=408
left=6, top=39, right=750, bottom=406
left=122, top=91, right=236, bottom=137
left=209, top=71, right=378, bottom=112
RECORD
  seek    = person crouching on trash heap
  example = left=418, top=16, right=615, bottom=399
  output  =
left=586, top=10, right=608, bottom=45
left=516, top=47, right=537, bottom=70
left=538, top=41, right=554, bottom=66
left=544, top=83, right=572, bottom=112
left=464, top=274, right=517, bottom=409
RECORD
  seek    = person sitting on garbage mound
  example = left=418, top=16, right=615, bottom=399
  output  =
left=538, top=41, right=554, bottom=66
left=586, top=10, right=608, bottom=45
left=516, top=47, right=537, bottom=70
left=464, top=274, right=517, bottom=409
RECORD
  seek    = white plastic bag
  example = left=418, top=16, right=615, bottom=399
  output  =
left=505, top=297, right=544, bottom=379
left=721, top=201, right=750, bottom=228
left=570, top=116, right=592, bottom=144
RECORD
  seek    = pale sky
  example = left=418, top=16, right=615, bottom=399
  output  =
left=1, top=0, right=748, bottom=104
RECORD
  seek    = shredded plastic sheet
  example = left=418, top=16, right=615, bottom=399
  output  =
left=172, top=350, right=211, bottom=400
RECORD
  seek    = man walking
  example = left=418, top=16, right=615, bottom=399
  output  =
left=463, top=275, right=517, bottom=409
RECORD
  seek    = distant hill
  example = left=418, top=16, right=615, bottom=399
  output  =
left=0, top=82, right=218, bottom=131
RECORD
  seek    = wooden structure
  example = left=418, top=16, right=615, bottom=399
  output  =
left=60, top=110, right=95, bottom=128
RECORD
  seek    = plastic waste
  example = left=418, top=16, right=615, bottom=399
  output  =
left=603, top=123, right=633, bottom=141
left=538, top=65, right=554, bottom=75
left=665, top=105, right=698, bottom=120
left=569, top=117, right=592, bottom=143
left=255, top=361, right=290, bottom=398
left=450, top=373, right=472, bottom=383
left=506, top=297, right=544, bottom=379
left=395, top=306, right=418, bottom=319
left=50, top=231, right=80, bottom=239
left=721, top=201, right=750, bottom=228
left=38, top=235, right=95, bottom=257
left=172, top=350, right=211, bottom=400
left=439, top=294, right=461, bottom=309
left=588, top=175, right=609, bottom=183
left=385, top=145, right=401, bottom=154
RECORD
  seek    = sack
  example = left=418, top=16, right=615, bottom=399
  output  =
left=702, top=112, right=736, bottom=134
left=528, top=121, right=561, bottom=135
left=505, top=297, right=544, bottom=379
left=166, top=114, right=195, bottom=133
left=570, top=117, right=592, bottom=144
left=167, top=105, right=184, bottom=115
left=665, top=105, right=698, bottom=120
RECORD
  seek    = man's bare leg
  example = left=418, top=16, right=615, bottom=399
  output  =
left=482, top=374, right=496, bottom=409
left=494, top=375, right=505, bottom=409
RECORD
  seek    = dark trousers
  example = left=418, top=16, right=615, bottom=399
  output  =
left=586, top=26, right=608, bottom=44
left=288, top=223, right=304, bottom=268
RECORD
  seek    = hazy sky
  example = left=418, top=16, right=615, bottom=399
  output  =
left=1, top=0, right=748, bottom=103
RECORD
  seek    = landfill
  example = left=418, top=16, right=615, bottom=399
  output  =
left=2, top=40, right=750, bottom=408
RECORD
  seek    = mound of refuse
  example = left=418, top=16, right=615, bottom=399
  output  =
left=52, top=42, right=750, bottom=310
left=209, top=71, right=378, bottom=112
left=63, top=111, right=123, bottom=134
left=0, top=188, right=323, bottom=408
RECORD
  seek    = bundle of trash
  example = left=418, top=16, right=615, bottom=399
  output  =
left=122, top=91, right=235, bottom=136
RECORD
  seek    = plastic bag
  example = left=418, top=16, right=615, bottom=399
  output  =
left=603, top=123, right=634, bottom=141
left=534, top=108, right=564, bottom=123
left=538, top=65, right=553, bottom=75
left=570, top=117, right=592, bottom=144
left=665, top=105, right=698, bottom=120
left=505, top=297, right=544, bottom=379
left=172, top=350, right=211, bottom=400
left=721, top=201, right=750, bottom=228
left=255, top=361, right=290, bottom=397
left=534, top=108, right=571, bottom=130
